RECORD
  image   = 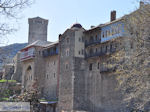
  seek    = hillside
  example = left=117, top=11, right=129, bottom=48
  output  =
left=0, top=43, right=27, bottom=69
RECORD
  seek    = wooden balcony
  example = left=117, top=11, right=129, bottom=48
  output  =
left=20, top=48, right=35, bottom=61
left=85, top=49, right=116, bottom=59
left=43, top=47, right=58, bottom=57
left=85, top=40, right=101, bottom=47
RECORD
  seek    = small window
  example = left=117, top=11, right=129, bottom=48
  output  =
left=79, top=51, right=80, bottom=55
left=95, top=35, right=98, bottom=40
left=54, top=73, right=55, bottom=78
left=89, top=63, right=93, bottom=71
left=106, top=46, right=108, bottom=52
left=97, top=62, right=100, bottom=69
left=46, top=74, right=48, bottom=79
left=66, top=49, right=69, bottom=56
left=82, top=49, right=84, bottom=55
left=65, top=64, right=69, bottom=69
left=67, top=38, right=69, bottom=43
left=102, top=32, right=105, bottom=38
left=79, top=37, right=81, bottom=42
left=110, top=44, right=113, bottom=51
left=131, top=42, right=133, bottom=49
left=82, top=37, right=84, bottom=42
left=96, top=48, right=98, bottom=53
left=31, top=75, right=32, bottom=80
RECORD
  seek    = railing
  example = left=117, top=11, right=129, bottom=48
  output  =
left=20, top=48, right=35, bottom=61
left=43, top=49, right=58, bottom=57
left=85, top=49, right=116, bottom=59
left=85, top=40, right=101, bottom=47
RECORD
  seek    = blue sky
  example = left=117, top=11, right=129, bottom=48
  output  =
left=5, top=0, right=139, bottom=45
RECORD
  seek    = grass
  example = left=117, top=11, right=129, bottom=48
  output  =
left=0, top=80, right=16, bottom=83
left=39, top=98, right=58, bottom=102
left=0, top=97, right=9, bottom=101
left=2, top=97, right=9, bottom=101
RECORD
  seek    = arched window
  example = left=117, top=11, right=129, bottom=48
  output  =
left=26, top=65, right=32, bottom=81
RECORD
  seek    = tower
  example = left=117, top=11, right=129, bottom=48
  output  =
left=28, top=17, right=48, bottom=44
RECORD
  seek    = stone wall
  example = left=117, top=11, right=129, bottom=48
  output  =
left=28, top=17, right=48, bottom=44
left=43, top=55, right=58, bottom=100
left=11, top=52, right=22, bottom=82
left=58, top=29, right=75, bottom=111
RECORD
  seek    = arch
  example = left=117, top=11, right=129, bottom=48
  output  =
left=27, top=65, right=32, bottom=71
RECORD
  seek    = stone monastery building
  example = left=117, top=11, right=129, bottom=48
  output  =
left=17, top=1, right=148, bottom=112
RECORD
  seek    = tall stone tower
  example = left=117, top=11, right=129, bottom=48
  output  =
left=58, top=23, right=86, bottom=111
left=28, top=17, right=48, bottom=44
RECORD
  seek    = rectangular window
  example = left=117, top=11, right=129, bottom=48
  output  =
left=97, top=62, right=100, bottom=69
left=102, top=32, right=105, bottom=38
left=67, top=38, right=69, bottom=43
left=106, top=46, right=108, bottom=52
left=79, top=51, right=80, bottom=55
left=79, top=37, right=81, bottom=42
left=89, top=63, right=93, bottom=71
left=82, top=37, right=84, bottom=42
left=54, top=73, right=55, bottom=78
left=46, top=74, right=48, bottom=79
left=65, top=64, right=68, bottom=69
left=110, top=44, right=113, bottom=51
left=66, top=49, right=69, bottom=56
left=82, top=49, right=84, bottom=55
left=96, top=48, right=98, bottom=53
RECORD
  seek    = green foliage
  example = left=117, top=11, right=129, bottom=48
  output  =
left=0, top=80, right=16, bottom=83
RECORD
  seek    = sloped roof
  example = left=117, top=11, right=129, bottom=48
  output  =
left=85, top=17, right=124, bottom=32
left=21, top=40, right=51, bottom=50
left=28, top=16, right=48, bottom=21
left=43, top=41, right=59, bottom=48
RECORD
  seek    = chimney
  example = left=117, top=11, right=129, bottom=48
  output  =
left=140, top=1, right=144, bottom=8
left=111, top=10, right=116, bottom=22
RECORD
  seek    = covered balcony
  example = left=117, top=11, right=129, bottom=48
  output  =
left=85, top=49, right=116, bottom=59
left=43, top=46, right=58, bottom=57
left=20, top=48, right=35, bottom=61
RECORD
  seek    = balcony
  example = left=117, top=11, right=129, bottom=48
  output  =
left=100, top=67, right=116, bottom=73
left=43, top=47, right=58, bottom=57
left=85, top=49, right=116, bottom=59
left=85, top=40, right=101, bottom=47
left=20, top=48, right=35, bottom=61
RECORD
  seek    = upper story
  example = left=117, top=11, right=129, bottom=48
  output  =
left=84, top=11, right=125, bottom=59
left=20, top=40, right=51, bottom=62
left=59, top=23, right=85, bottom=59
left=42, top=42, right=59, bottom=58
left=84, top=11, right=125, bottom=48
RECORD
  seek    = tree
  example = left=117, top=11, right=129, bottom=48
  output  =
left=0, top=0, right=32, bottom=74
left=0, top=0, right=32, bottom=39
left=110, top=0, right=150, bottom=111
